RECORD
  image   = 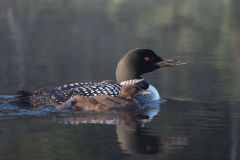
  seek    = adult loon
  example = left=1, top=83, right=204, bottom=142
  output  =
left=13, top=48, right=185, bottom=107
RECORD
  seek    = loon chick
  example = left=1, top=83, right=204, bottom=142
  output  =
left=13, top=48, right=185, bottom=107
left=56, top=85, right=149, bottom=112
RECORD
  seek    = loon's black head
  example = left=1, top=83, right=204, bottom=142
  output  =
left=116, top=49, right=163, bottom=83
left=116, top=48, right=186, bottom=83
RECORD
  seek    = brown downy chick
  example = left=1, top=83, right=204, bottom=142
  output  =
left=56, top=85, right=149, bottom=112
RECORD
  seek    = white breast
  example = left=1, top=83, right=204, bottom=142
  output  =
left=136, top=84, right=160, bottom=104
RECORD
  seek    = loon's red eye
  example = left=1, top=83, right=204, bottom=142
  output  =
left=144, top=56, right=151, bottom=62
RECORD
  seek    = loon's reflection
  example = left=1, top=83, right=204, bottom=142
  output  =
left=116, top=109, right=161, bottom=154
left=54, top=102, right=187, bottom=154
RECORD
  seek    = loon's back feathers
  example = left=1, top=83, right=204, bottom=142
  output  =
left=12, top=81, right=122, bottom=108
left=12, top=89, right=55, bottom=108
left=51, top=81, right=122, bottom=104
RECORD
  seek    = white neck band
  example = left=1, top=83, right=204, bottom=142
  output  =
left=120, top=79, right=144, bottom=86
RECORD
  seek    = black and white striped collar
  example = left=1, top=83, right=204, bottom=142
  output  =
left=120, top=79, right=149, bottom=90
left=120, top=79, right=144, bottom=86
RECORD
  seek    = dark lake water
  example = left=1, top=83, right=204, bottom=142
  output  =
left=0, top=0, right=240, bottom=159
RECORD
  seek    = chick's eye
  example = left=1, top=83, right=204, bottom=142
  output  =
left=144, top=56, right=151, bottom=62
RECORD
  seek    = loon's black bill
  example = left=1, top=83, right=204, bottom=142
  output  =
left=158, top=59, right=187, bottom=67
